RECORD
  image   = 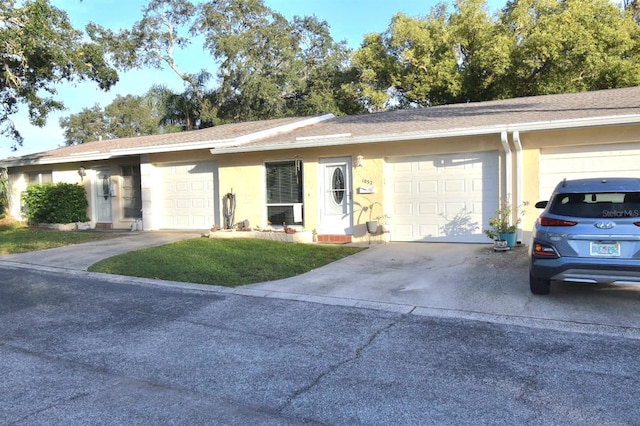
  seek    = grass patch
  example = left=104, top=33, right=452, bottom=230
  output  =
left=88, top=238, right=366, bottom=287
left=0, top=221, right=119, bottom=255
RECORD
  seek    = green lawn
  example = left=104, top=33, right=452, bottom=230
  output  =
left=0, top=222, right=118, bottom=255
left=88, top=238, right=365, bottom=287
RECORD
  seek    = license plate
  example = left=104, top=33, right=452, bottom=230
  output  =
left=590, top=242, right=620, bottom=257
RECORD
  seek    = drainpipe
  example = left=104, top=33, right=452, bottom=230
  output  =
left=500, top=131, right=512, bottom=202
left=513, top=131, right=524, bottom=243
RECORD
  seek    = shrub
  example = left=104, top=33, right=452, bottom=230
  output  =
left=0, top=168, right=7, bottom=218
left=22, top=183, right=89, bottom=224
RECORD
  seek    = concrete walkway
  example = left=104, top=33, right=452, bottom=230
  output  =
left=0, top=231, right=201, bottom=271
left=2, top=234, right=640, bottom=338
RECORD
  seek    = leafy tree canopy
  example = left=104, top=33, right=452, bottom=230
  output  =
left=34, top=0, right=640, bottom=146
left=353, top=0, right=640, bottom=110
left=59, top=86, right=189, bottom=145
left=0, top=0, right=118, bottom=149
left=89, top=0, right=364, bottom=127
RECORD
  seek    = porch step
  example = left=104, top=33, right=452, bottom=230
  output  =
left=317, top=234, right=352, bottom=244
left=94, top=223, right=113, bottom=230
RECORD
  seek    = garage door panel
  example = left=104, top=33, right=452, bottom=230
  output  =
left=444, top=202, right=466, bottom=216
left=444, top=179, right=465, bottom=192
left=393, top=202, right=414, bottom=215
left=160, top=161, right=217, bottom=230
left=419, top=224, right=438, bottom=237
left=393, top=181, right=413, bottom=194
left=540, top=143, right=640, bottom=200
left=418, top=202, right=437, bottom=215
left=388, top=152, right=499, bottom=242
left=417, top=180, right=438, bottom=194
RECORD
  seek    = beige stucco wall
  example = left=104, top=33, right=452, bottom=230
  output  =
left=6, top=122, right=638, bottom=243
left=204, top=134, right=507, bottom=242
left=6, top=160, right=140, bottom=230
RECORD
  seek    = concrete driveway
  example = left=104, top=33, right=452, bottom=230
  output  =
left=2, top=233, right=640, bottom=335
left=247, top=242, right=640, bottom=335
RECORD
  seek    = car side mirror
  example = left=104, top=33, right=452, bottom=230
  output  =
left=535, top=201, right=548, bottom=209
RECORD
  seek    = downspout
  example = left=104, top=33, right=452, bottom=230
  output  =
left=513, top=131, right=524, bottom=243
left=500, top=131, right=513, bottom=202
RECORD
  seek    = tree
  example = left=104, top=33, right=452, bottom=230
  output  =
left=0, top=0, right=117, bottom=150
left=287, top=15, right=364, bottom=117
left=449, top=0, right=512, bottom=101
left=352, top=0, right=640, bottom=109
left=59, top=104, right=108, bottom=145
left=59, top=86, right=203, bottom=144
left=105, top=94, right=161, bottom=138
left=352, top=8, right=460, bottom=110
left=623, top=0, right=640, bottom=23
left=89, top=0, right=361, bottom=126
left=0, top=167, right=8, bottom=218
left=196, top=0, right=362, bottom=121
left=498, top=0, right=640, bottom=97
left=87, top=0, right=218, bottom=128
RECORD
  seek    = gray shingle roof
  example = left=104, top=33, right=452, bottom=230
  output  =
left=4, top=87, right=640, bottom=165
left=242, top=86, right=640, bottom=151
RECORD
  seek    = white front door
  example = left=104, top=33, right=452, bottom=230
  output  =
left=319, top=157, right=352, bottom=234
left=94, top=167, right=112, bottom=224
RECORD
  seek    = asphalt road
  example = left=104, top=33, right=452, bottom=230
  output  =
left=2, top=266, right=640, bottom=425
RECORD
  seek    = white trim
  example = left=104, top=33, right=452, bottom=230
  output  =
left=208, top=115, right=640, bottom=155
left=296, top=133, right=351, bottom=141
left=506, top=114, right=640, bottom=132
left=3, top=113, right=639, bottom=165
left=2, top=115, right=336, bottom=167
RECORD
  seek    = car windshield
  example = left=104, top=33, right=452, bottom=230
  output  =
left=549, top=192, right=640, bottom=218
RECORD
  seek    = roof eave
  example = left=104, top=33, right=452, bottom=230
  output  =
left=208, top=114, right=640, bottom=155
left=111, top=114, right=336, bottom=157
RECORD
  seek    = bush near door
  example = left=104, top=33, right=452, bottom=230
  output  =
left=22, top=183, right=89, bottom=224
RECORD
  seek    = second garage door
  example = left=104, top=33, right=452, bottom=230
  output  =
left=540, top=143, right=640, bottom=200
left=387, top=151, right=499, bottom=242
left=160, top=161, right=218, bottom=229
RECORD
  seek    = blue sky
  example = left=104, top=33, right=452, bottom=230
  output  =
left=1, top=0, right=505, bottom=159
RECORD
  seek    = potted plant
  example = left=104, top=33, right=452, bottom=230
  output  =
left=364, top=198, right=382, bottom=234
left=484, top=199, right=528, bottom=249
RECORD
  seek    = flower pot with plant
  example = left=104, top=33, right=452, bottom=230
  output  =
left=484, top=198, right=528, bottom=249
left=361, top=197, right=382, bottom=234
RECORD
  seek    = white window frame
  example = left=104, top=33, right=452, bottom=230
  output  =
left=264, top=159, right=304, bottom=228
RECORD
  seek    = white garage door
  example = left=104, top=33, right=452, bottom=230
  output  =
left=540, top=143, right=640, bottom=201
left=387, top=151, right=499, bottom=242
left=160, top=161, right=217, bottom=229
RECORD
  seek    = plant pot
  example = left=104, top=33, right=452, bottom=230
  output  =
left=499, top=232, right=517, bottom=249
left=493, top=239, right=509, bottom=251
left=366, top=220, right=378, bottom=234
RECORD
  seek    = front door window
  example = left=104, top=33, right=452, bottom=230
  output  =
left=332, top=167, right=345, bottom=204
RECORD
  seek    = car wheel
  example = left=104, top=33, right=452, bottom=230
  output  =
left=529, top=273, right=551, bottom=295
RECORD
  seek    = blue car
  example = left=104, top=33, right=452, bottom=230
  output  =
left=529, top=178, right=640, bottom=294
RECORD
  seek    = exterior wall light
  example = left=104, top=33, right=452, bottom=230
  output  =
left=356, top=155, right=365, bottom=167
left=78, top=166, right=86, bottom=181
